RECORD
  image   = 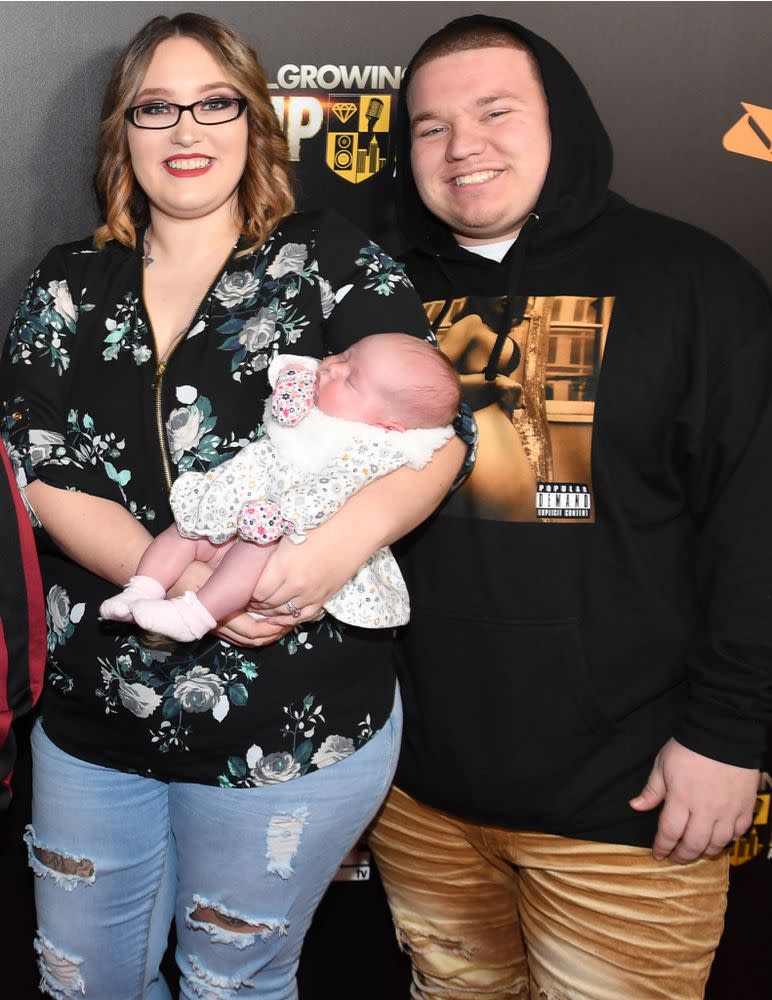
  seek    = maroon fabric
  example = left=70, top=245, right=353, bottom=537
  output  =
left=0, top=441, right=45, bottom=808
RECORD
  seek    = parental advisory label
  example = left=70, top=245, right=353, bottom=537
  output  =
left=536, top=482, right=592, bottom=519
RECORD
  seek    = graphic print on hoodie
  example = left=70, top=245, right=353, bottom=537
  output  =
left=429, top=293, right=613, bottom=523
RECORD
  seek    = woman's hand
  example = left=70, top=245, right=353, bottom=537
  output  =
left=215, top=611, right=295, bottom=648
left=168, top=558, right=294, bottom=647
left=247, top=531, right=344, bottom=623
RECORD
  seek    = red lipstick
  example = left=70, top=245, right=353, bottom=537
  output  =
left=162, top=154, right=213, bottom=178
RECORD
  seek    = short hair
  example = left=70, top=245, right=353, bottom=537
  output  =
left=389, top=336, right=461, bottom=429
left=408, top=22, right=542, bottom=89
left=93, top=13, right=294, bottom=253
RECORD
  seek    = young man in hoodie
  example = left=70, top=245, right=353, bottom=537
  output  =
left=369, top=15, right=771, bottom=1000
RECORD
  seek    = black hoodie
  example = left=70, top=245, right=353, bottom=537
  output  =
left=393, top=16, right=772, bottom=846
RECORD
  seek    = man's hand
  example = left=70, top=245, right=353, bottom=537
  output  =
left=629, top=738, right=758, bottom=863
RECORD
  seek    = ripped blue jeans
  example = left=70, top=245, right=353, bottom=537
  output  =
left=25, top=690, right=402, bottom=1000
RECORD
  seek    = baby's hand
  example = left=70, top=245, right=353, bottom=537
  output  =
left=271, top=366, right=317, bottom=426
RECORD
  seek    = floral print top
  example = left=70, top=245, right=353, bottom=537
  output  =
left=0, top=210, right=433, bottom=787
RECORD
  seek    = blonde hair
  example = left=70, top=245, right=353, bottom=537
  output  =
left=93, top=12, right=294, bottom=253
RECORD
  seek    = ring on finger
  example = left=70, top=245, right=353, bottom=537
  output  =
left=285, top=600, right=301, bottom=619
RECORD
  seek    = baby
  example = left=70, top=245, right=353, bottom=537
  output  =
left=100, top=334, right=460, bottom=641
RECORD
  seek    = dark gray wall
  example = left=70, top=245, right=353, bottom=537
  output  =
left=2, top=1, right=770, bottom=334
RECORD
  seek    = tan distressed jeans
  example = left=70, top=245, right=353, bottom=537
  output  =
left=369, top=785, right=729, bottom=1000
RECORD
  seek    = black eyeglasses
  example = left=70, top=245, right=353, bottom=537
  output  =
left=124, top=97, right=248, bottom=130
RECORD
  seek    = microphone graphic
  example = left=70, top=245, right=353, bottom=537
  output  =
left=364, top=98, right=384, bottom=131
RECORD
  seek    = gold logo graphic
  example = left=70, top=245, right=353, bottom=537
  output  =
left=722, top=102, right=772, bottom=162
left=331, top=101, right=358, bottom=124
left=326, top=93, right=391, bottom=184
left=729, top=788, right=771, bottom=867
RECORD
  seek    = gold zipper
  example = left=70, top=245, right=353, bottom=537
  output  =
left=149, top=317, right=195, bottom=494
left=153, top=359, right=174, bottom=491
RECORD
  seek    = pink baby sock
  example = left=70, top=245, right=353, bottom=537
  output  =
left=100, top=575, right=166, bottom=622
left=131, top=591, right=217, bottom=643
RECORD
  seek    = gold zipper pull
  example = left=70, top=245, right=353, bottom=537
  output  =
left=153, top=361, right=167, bottom=388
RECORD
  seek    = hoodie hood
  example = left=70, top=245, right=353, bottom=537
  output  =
left=396, top=15, right=613, bottom=255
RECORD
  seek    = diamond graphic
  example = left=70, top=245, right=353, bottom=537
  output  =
left=332, top=102, right=358, bottom=124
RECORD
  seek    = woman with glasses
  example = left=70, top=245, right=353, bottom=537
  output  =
left=0, top=13, right=464, bottom=999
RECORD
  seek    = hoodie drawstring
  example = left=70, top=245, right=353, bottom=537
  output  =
left=483, top=213, right=539, bottom=382
left=425, top=239, right=458, bottom=337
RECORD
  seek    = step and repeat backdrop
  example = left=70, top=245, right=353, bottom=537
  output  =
left=1, top=3, right=770, bottom=997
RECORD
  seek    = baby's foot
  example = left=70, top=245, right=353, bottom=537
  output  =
left=100, top=576, right=166, bottom=622
left=131, top=592, right=217, bottom=643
